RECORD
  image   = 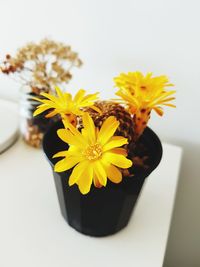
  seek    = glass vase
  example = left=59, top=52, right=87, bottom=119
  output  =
left=19, top=86, right=59, bottom=148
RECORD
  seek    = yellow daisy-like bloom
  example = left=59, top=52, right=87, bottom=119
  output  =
left=114, top=71, right=176, bottom=138
left=53, top=113, right=133, bottom=195
left=33, top=86, right=99, bottom=126
left=114, top=71, right=175, bottom=115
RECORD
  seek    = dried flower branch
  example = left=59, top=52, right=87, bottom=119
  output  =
left=0, top=38, right=82, bottom=92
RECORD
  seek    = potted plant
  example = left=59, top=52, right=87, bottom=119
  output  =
left=34, top=71, right=175, bottom=236
left=0, top=39, right=82, bottom=147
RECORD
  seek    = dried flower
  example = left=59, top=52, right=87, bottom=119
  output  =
left=0, top=39, right=82, bottom=92
left=114, top=71, right=176, bottom=139
left=53, top=113, right=132, bottom=194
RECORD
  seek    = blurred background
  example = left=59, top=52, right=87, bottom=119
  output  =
left=0, top=0, right=199, bottom=266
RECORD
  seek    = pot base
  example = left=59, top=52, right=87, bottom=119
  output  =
left=54, top=171, right=145, bottom=237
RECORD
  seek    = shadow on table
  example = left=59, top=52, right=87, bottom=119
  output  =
left=164, top=141, right=200, bottom=267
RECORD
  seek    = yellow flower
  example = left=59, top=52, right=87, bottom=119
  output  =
left=114, top=71, right=176, bottom=116
left=114, top=71, right=176, bottom=139
left=53, top=113, right=133, bottom=195
left=33, top=87, right=99, bottom=124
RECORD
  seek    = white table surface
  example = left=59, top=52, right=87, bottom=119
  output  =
left=0, top=139, right=182, bottom=267
left=0, top=99, right=19, bottom=153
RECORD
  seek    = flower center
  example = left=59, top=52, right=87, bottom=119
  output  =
left=84, top=143, right=102, bottom=160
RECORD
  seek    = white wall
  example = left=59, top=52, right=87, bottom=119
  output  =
left=0, top=0, right=200, bottom=266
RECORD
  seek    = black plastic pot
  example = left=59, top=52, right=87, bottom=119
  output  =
left=43, top=121, right=162, bottom=237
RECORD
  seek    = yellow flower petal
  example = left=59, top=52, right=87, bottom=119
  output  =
left=162, top=103, right=176, bottom=108
left=150, top=91, right=176, bottom=107
left=40, top=92, right=58, bottom=103
left=115, top=90, right=139, bottom=107
left=103, top=136, right=128, bottom=151
left=156, top=97, right=175, bottom=105
left=31, top=96, right=41, bottom=102
left=55, top=86, right=65, bottom=101
left=97, top=116, right=119, bottom=145
left=68, top=160, right=89, bottom=186
left=105, top=164, right=122, bottom=184
left=57, top=129, right=86, bottom=148
left=33, top=105, right=49, bottom=116
left=109, top=148, right=128, bottom=156
left=35, top=99, right=58, bottom=107
left=80, top=95, right=99, bottom=106
left=45, top=110, right=58, bottom=118
left=53, top=151, right=69, bottom=158
left=103, top=152, right=132, bottom=169
left=54, top=157, right=80, bottom=172
left=89, top=105, right=102, bottom=114
left=73, top=89, right=86, bottom=102
left=82, top=112, right=96, bottom=143
left=93, top=174, right=102, bottom=188
left=77, top=164, right=93, bottom=195
left=93, top=161, right=107, bottom=186
left=153, top=107, right=164, bottom=116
